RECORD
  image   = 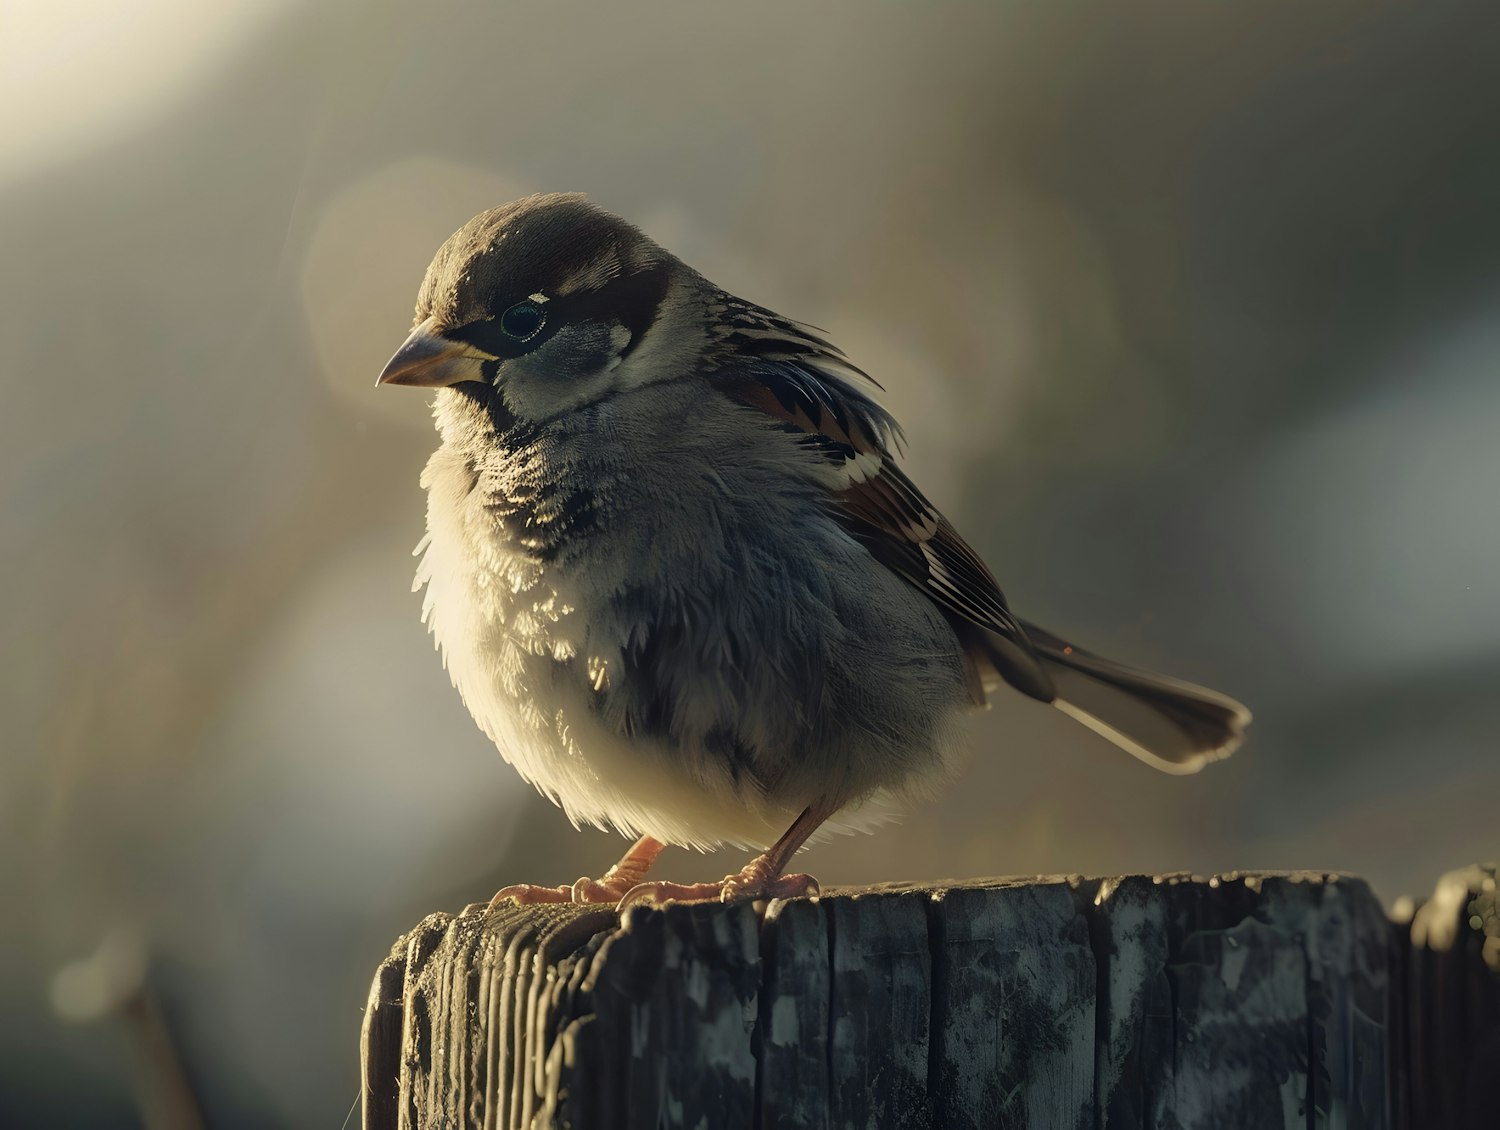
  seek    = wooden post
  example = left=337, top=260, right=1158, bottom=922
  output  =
left=361, top=866, right=1499, bottom=1129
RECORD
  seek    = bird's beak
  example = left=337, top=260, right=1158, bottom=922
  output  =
left=376, top=316, right=492, bottom=387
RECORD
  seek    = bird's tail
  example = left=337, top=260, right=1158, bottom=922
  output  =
left=976, top=619, right=1250, bottom=774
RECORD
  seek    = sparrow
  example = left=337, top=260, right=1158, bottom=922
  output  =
left=377, top=192, right=1250, bottom=906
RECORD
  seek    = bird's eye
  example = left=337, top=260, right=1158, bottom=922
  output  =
left=499, top=300, right=546, bottom=341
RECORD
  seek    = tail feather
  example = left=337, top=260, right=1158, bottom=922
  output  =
left=976, top=618, right=1250, bottom=774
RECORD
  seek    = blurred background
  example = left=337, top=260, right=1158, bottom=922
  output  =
left=3, top=0, right=1498, bottom=1124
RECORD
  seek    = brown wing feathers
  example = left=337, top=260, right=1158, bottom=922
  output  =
left=713, top=307, right=1248, bottom=767
left=714, top=327, right=1056, bottom=706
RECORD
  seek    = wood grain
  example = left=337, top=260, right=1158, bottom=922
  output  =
left=361, top=867, right=1499, bottom=1129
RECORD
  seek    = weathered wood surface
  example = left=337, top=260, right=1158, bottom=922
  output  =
left=361, top=866, right=1499, bottom=1130
left=1392, top=863, right=1500, bottom=1129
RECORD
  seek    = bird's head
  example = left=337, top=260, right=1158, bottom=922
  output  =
left=378, top=193, right=690, bottom=421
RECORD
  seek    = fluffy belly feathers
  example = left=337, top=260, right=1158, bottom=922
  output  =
left=414, top=444, right=973, bottom=850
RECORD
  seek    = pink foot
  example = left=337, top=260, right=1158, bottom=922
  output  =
left=619, top=871, right=820, bottom=909
left=490, top=836, right=666, bottom=907
left=489, top=876, right=639, bottom=907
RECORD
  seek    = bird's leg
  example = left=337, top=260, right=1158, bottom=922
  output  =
left=620, top=803, right=831, bottom=907
left=490, top=835, right=666, bottom=906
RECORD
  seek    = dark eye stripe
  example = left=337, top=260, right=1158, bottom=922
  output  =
left=446, top=315, right=557, bottom=359
left=445, top=262, right=671, bottom=360
left=560, top=262, right=671, bottom=355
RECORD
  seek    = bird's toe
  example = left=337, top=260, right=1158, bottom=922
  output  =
left=617, top=870, right=821, bottom=909
left=489, top=883, right=576, bottom=907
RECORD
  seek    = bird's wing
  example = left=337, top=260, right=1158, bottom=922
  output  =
left=709, top=304, right=1252, bottom=769
left=710, top=307, right=1054, bottom=704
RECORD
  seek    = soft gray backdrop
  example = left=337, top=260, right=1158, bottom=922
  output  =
left=3, top=1, right=1497, bottom=1124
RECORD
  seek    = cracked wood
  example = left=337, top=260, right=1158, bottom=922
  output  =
left=361, top=868, right=1500, bottom=1130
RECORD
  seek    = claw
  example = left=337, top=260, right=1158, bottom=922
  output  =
left=489, top=883, right=574, bottom=907
left=489, top=830, right=825, bottom=912
left=617, top=870, right=821, bottom=909
left=489, top=835, right=668, bottom=908
left=617, top=879, right=725, bottom=909
left=490, top=877, right=634, bottom=907
left=763, top=872, right=821, bottom=899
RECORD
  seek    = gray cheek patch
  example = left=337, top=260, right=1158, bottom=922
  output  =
left=543, top=321, right=631, bottom=379
left=499, top=321, right=634, bottom=423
